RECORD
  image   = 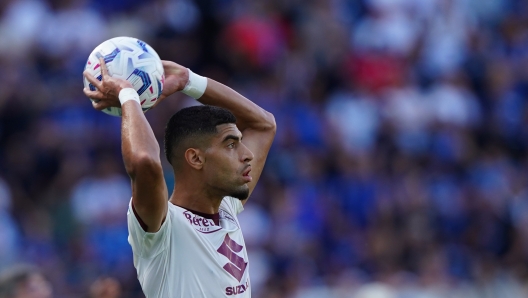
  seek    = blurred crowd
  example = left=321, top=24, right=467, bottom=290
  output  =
left=0, top=0, right=528, bottom=297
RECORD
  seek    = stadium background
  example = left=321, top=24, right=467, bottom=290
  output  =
left=0, top=0, right=528, bottom=297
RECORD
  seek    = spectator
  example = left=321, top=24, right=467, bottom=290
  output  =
left=0, top=264, right=52, bottom=298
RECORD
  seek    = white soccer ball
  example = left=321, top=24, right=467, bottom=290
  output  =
left=83, top=36, right=164, bottom=116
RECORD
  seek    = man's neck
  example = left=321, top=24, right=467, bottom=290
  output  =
left=169, top=183, right=223, bottom=214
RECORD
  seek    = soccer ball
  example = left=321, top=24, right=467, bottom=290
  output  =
left=83, top=36, right=164, bottom=117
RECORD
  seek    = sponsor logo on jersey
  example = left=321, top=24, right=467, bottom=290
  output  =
left=225, top=279, right=250, bottom=296
left=217, top=234, right=247, bottom=281
left=183, top=211, right=222, bottom=233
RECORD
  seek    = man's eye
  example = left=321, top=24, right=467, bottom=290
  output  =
left=228, top=143, right=235, bottom=148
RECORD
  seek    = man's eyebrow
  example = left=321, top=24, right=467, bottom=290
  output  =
left=222, top=134, right=242, bottom=142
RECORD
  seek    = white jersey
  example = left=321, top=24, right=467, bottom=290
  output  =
left=127, top=196, right=251, bottom=298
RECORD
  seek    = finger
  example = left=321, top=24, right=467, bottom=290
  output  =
left=161, top=60, right=183, bottom=68
left=91, top=99, right=112, bottom=111
left=99, top=57, right=109, bottom=78
left=83, top=88, right=105, bottom=100
left=83, top=71, right=102, bottom=89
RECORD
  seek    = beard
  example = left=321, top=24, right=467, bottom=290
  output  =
left=228, top=184, right=250, bottom=201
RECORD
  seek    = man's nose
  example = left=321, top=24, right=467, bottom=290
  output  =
left=242, top=144, right=254, bottom=162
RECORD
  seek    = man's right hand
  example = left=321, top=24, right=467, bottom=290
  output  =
left=83, top=57, right=134, bottom=111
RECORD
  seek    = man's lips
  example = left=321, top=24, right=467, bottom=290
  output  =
left=242, top=166, right=252, bottom=182
left=243, top=167, right=251, bottom=176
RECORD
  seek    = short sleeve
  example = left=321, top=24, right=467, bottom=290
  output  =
left=221, top=196, right=244, bottom=215
left=127, top=200, right=171, bottom=258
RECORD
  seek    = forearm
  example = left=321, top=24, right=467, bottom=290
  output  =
left=83, top=59, right=167, bottom=226
left=198, top=79, right=275, bottom=132
left=121, top=100, right=161, bottom=177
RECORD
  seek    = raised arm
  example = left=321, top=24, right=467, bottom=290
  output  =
left=158, top=61, right=276, bottom=203
left=198, top=79, right=276, bottom=202
left=84, top=58, right=168, bottom=232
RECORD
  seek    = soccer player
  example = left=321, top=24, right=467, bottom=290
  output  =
left=83, top=58, right=276, bottom=297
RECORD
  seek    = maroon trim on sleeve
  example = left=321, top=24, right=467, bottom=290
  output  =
left=132, top=203, right=149, bottom=231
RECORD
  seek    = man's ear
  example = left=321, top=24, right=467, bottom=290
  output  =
left=184, top=148, right=204, bottom=170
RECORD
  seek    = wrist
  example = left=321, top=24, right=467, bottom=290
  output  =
left=181, top=69, right=208, bottom=99
left=119, top=88, right=140, bottom=106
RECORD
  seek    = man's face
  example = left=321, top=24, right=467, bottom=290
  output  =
left=203, top=123, right=254, bottom=200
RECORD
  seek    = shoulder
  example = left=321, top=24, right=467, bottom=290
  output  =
left=220, top=196, right=244, bottom=215
left=219, top=197, right=244, bottom=231
left=167, top=203, right=192, bottom=224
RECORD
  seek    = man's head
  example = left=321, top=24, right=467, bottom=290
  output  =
left=164, top=105, right=254, bottom=200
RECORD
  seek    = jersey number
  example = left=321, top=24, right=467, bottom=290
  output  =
left=217, top=234, right=247, bottom=282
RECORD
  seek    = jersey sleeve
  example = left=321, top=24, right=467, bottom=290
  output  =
left=127, top=200, right=171, bottom=258
left=222, top=196, right=244, bottom=215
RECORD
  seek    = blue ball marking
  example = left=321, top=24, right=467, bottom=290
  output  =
left=138, top=53, right=150, bottom=60
left=127, top=69, right=151, bottom=96
left=89, top=75, right=103, bottom=91
left=137, top=40, right=149, bottom=53
left=95, top=48, right=121, bottom=64
left=157, top=79, right=163, bottom=98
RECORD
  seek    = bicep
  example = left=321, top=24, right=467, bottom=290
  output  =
left=131, top=162, right=169, bottom=232
left=241, top=127, right=276, bottom=203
